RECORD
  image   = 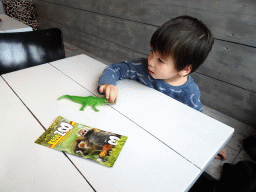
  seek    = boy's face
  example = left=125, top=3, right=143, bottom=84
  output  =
left=148, top=50, right=179, bottom=84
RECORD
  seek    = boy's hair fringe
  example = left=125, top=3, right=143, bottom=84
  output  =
left=150, top=15, right=214, bottom=73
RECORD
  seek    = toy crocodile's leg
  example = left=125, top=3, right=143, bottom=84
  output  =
left=80, top=104, right=88, bottom=111
left=92, top=104, right=100, bottom=112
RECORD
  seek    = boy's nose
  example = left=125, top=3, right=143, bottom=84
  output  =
left=148, top=56, right=155, bottom=67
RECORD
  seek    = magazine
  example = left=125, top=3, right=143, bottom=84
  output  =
left=35, top=116, right=128, bottom=167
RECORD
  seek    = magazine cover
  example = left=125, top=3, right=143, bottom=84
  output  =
left=35, top=116, right=128, bottom=167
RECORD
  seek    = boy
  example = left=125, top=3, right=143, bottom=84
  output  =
left=97, top=15, right=226, bottom=159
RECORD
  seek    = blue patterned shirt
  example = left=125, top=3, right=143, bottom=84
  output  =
left=98, top=59, right=202, bottom=112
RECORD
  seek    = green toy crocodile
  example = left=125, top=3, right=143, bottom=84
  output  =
left=58, top=95, right=116, bottom=112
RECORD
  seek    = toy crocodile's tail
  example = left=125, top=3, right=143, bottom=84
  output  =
left=58, top=95, right=73, bottom=100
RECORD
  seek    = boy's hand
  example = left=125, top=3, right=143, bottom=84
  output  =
left=99, top=84, right=118, bottom=103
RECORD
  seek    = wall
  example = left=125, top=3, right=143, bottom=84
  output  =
left=35, top=0, right=256, bottom=127
left=0, top=1, right=5, bottom=14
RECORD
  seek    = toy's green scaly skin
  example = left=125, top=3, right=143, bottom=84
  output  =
left=58, top=95, right=114, bottom=112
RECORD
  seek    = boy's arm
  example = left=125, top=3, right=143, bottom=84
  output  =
left=98, top=60, right=144, bottom=92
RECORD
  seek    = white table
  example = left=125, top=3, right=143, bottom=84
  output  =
left=1, top=54, right=234, bottom=192
left=0, top=77, right=94, bottom=191
left=0, top=14, right=32, bottom=33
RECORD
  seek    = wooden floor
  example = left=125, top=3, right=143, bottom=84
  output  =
left=64, top=42, right=256, bottom=180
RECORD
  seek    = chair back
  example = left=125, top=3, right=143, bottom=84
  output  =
left=0, top=28, right=65, bottom=75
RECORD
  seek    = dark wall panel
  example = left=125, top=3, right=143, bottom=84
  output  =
left=198, top=40, right=256, bottom=93
left=191, top=73, right=256, bottom=127
left=36, top=1, right=154, bottom=54
left=36, top=0, right=256, bottom=47
left=37, top=16, right=146, bottom=63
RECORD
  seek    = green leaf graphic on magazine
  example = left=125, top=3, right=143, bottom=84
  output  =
left=35, top=116, right=128, bottom=167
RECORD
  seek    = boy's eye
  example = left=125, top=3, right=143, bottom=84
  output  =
left=158, top=58, right=164, bottom=63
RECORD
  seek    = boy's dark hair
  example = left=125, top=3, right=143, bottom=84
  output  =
left=150, top=15, right=214, bottom=73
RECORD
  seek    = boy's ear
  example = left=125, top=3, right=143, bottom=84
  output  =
left=179, top=65, right=192, bottom=76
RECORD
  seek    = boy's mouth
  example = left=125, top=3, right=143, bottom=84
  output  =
left=149, top=69, right=154, bottom=75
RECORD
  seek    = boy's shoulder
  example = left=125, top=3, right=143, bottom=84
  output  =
left=121, top=58, right=149, bottom=73
left=186, top=76, right=200, bottom=91
left=158, top=75, right=200, bottom=93
left=123, top=58, right=148, bottom=65
left=179, top=76, right=201, bottom=100
left=183, top=76, right=202, bottom=111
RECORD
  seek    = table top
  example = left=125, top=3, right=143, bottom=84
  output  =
left=0, top=14, right=32, bottom=33
left=1, top=54, right=234, bottom=192
left=0, top=77, right=93, bottom=191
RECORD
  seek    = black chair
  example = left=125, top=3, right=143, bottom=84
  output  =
left=0, top=28, right=65, bottom=75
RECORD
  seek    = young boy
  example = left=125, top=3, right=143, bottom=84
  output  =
left=97, top=15, right=226, bottom=159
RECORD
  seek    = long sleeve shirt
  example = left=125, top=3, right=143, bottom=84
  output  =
left=98, top=58, right=203, bottom=112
